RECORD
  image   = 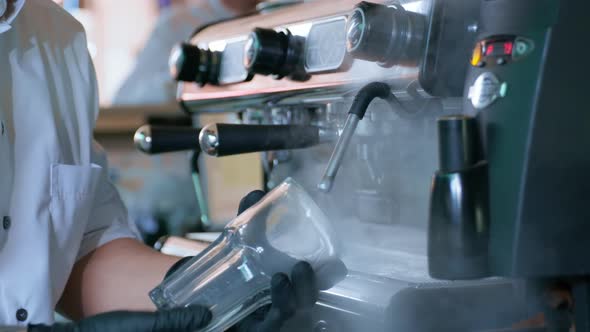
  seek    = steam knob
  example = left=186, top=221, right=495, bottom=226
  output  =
left=244, top=27, right=308, bottom=80
left=169, top=43, right=220, bottom=86
left=346, top=1, right=426, bottom=67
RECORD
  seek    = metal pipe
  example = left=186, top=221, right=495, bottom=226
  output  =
left=318, top=114, right=360, bottom=192
left=190, top=151, right=210, bottom=228
left=318, top=82, right=392, bottom=193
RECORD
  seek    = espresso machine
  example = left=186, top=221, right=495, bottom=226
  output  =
left=131, top=0, right=589, bottom=330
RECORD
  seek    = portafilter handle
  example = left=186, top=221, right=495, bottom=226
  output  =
left=134, top=125, right=201, bottom=155
left=199, top=124, right=334, bottom=157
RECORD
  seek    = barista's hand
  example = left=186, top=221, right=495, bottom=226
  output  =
left=163, top=190, right=347, bottom=332
left=229, top=261, right=318, bottom=332
left=228, top=190, right=346, bottom=332
left=27, top=306, right=211, bottom=332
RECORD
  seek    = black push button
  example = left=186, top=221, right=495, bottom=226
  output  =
left=16, top=308, right=28, bottom=322
left=2, top=216, right=10, bottom=230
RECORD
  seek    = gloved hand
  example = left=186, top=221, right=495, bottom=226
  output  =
left=229, top=190, right=316, bottom=332
left=164, top=191, right=316, bottom=332
left=164, top=190, right=347, bottom=332
left=228, top=260, right=318, bottom=332
left=27, top=305, right=211, bottom=332
left=230, top=190, right=347, bottom=332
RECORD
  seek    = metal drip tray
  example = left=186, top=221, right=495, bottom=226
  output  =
left=281, top=224, right=527, bottom=331
left=284, top=275, right=526, bottom=332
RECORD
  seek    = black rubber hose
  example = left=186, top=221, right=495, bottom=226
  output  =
left=348, top=82, right=392, bottom=119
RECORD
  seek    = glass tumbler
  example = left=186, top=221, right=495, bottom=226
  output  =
left=149, top=178, right=340, bottom=332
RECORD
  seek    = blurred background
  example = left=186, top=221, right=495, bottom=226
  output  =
left=51, top=0, right=262, bottom=246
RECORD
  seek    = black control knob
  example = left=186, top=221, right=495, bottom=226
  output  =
left=346, top=1, right=426, bottom=67
left=244, top=27, right=308, bottom=81
left=169, top=43, right=221, bottom=86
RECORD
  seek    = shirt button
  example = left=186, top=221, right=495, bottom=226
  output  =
left=16, top=308, right=28, bottom=322
left=3, top=216, right=10, bottom=230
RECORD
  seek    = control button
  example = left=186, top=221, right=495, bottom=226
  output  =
left=346, top=1, right=426, bottom=67
left=496, top=57, right=507, bottom=65
left=515, top=40, right=529, bottom=56
left=499, top=82, right=508, bottom=98
left=244, top=27, right=308, bottom=81
left=244, top=28, right=289, bottom=76
left=512, top=37, right=534, bottom=60
left=169, top=43, right=220, bottom=86
left=470, top=42, right=483, bottom=67
left=468, top=72, right=505, bottom=109
left=16, top=308, right=28, bottom=322
left=3, top=216, right=10, bottom=230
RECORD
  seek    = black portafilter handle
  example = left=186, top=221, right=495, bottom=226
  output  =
left=199, top=124, right=323, bottom=157
left=428, top=115, right=490, bottom=280
left=134, top=125, right=201, bottom=155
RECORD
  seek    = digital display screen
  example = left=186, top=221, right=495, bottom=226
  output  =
left=485, top=40, right=514, bottom=57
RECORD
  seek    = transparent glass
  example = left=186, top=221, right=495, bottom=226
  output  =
left=150, top=178, right=339, bottom=332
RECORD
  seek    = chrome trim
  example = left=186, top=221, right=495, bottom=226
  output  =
left=199, top=124, right=220, bottom=156
left=133, top=125, right=152, bottom=153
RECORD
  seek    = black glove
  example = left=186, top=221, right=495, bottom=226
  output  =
left=229, top=190, right=347, bottom=332
left=229, top=261, right=317, bottom=332
left=164, top=190, right=347, bottom=332
left=28, top=306, right=211, bottom=332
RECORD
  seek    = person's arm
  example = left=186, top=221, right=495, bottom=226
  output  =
left=49, top=1, right=202, bottom=323
left=57, top=238, right=180, bottom=319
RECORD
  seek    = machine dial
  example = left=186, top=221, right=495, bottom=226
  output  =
left=244, top=27, right=308, bottom=81
left=169, top=43, right=221, bottom=86
left=346, top=8, right=366, bottom=53
left=346, top=1, right=426, bottom=67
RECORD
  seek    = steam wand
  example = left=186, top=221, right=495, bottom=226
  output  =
left=318, top=82, right=399, bottom=193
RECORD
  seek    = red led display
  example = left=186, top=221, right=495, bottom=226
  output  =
left=486, top=44, right=494, bottom=56
left=504, top=41, right=513, bottom=55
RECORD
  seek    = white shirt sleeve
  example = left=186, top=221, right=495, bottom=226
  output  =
left=77, top=141, right=141, bottom=260
left=71, top=19, right=141, bottom=260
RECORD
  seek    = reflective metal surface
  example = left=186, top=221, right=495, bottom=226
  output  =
left=318, top=114, right=360, bottom=193
left=133, top=125, right=152, bottom=153
left=199, top=124, right=220, bottom=156
left=178, top=0, right=430, bottom=112
left=305, top=17, right=349, bottom=73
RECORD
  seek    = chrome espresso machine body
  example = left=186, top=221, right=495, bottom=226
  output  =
left=133, top=0, right=589, bottom=330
